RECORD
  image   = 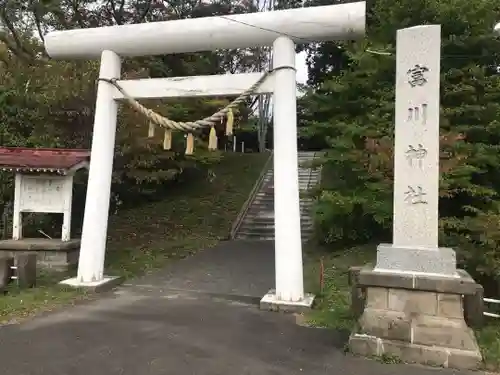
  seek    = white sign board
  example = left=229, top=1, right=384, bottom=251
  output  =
left=13, top=174, right=74, bottom=241
left=19, top=176, right=67, bottom=213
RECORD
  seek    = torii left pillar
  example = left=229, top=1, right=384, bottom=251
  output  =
left=60, top=50, right=123, bottom=289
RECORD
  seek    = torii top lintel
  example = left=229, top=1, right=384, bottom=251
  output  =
left=44, top=2, right=366, bottom=60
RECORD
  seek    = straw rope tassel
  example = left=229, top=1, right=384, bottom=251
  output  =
left=208, top=126, right=218, bottom=151
left=148, top=121, right=155, bottom=138
left=185, top=133, right=194, bottom=155
left=225, top=109, right=234, bottom=136
left=163, top=129, right=172, bottom=150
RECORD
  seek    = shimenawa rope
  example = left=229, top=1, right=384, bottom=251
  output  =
left=98, top=71, right=272, bottom=131
left=98, top=69, right=279, bottom=153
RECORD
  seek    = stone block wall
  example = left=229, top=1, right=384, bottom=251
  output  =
left=348, top=266, right=484, bottom=370
left=348, top=266, right=485, bottom=328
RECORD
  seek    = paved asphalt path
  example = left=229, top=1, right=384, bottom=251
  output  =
left=0, top=241, right=477, bottom=375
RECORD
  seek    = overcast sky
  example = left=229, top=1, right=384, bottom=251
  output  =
left=296, top=51, right=308, bottom=85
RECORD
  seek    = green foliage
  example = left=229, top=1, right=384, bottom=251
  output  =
left=302, top=0, right=500, bottom=291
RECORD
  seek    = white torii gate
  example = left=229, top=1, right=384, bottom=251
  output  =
left=44, top=2, right=366, bottom=308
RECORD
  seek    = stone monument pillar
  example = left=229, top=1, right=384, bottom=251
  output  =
left=348, top=25, right=483, bottom=370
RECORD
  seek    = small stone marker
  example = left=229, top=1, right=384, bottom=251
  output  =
left=0, top=256, right=14, bottom=289
left=375, top=24, right=456, bottom=276
left=14, top=253, right=37, bottom=288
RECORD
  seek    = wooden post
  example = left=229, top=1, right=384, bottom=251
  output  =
left=12, top=174, right=22, bottom=240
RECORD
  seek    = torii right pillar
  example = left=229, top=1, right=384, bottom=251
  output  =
left=259, top=36, right=315, bottom=311
left=348, top=25, right=483, bottom=370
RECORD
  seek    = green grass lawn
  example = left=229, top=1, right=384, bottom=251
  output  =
left=304, top=244, right=500, bottom=371
left=304, top=244, right=375, bottom=331
left=475, top=319, right=500, bottom=371
left=0, top=151, right=270, bottom=324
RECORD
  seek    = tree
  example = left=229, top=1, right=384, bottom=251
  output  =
left=301, top=0, right=500, bottom=293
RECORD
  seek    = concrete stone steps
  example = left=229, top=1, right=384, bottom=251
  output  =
left=237, top=230, right=313, bottom=242
left=235, top=151, right=322, bottom=241
left=236, top=231, right=275, bottom=241
left=239, top=218, right=313, bottom=226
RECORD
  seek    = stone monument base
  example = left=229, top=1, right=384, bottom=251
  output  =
left=375, top=243, right=457, bottom=276
left=0, top=238, right=80, bottom=271
left=348, top=266, right=483, bottom=370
